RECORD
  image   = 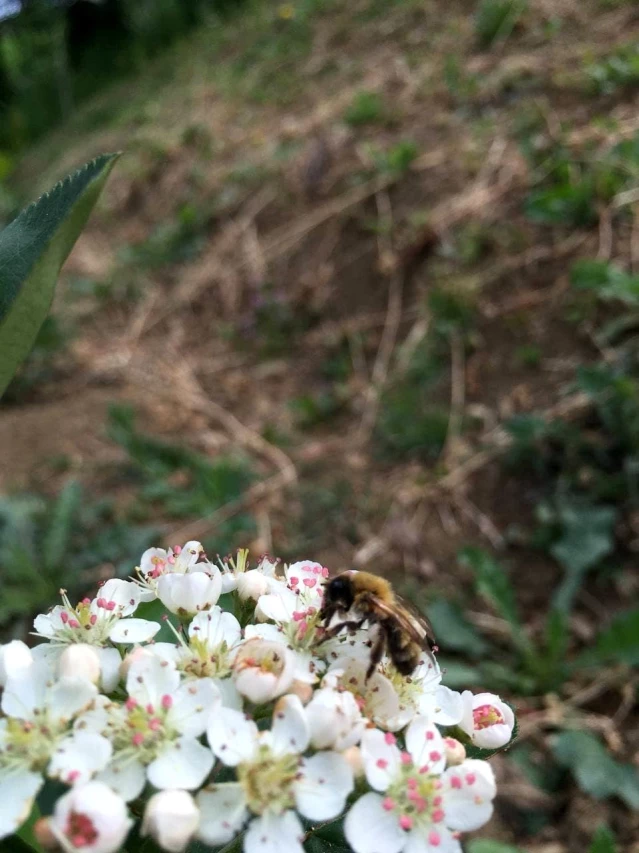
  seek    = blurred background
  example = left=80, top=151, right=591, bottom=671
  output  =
left=1, top=1, right=638, bottom=851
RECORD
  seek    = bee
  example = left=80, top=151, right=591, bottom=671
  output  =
left=318, top=570, right=436, bottom=681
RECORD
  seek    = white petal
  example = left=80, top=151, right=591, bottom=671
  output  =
left=221, top=571, right=238, bottom=593
left=405, top=716, right=446, bottom=774
left=243, top=622, right=285, bottom=643
left=96, top=757, right=146, bottom=802
left=140, top=547, right=168, bottom=574
left=127, top=655, right=180, bottom=707
left=207, top=707, right=258, bottom=765
left=48, top=732, right=112, bottom=785
left=419, top=686, right=463, bottom=727
left=0, top=641, right=33, bottom=686
left=344, top=793, right=405, bottom=853
left=189, top=607, right=241, bottom=648
left=0, top=770, right=42, bottom=840
left=196, top=783, right=248, bottom=846
left=47, top=676, right=97, bottom=722
left=255, top=586, right=297, bottom=623
left=100, top=579, right=141, bottom=615
left=148, top=737, right=214, bottom=791
left=148, top=643, right=182, bottom=666
left=33, top=612, right=58, bottom=638
left=158, top=571, right=222, bottom=616
left=109, top=618, right=161, bottom=644
left=442, top=759, right=496, bottom=831
left=215, top=677, right=244, bottom=710
left=271, top=694, right=310, bottom=755
left=244, top=811, right=304, bottom=853
left=172, top=678, right=220, bottom=738
left=97, top=647, right=123, bottom=693
left=294, top=751, right=353, bottom=820
left=404, top=829, right=462, bottom=853
left=361, top=729, right=401, bottom=791
left=1, top=660, right=50, bottom=719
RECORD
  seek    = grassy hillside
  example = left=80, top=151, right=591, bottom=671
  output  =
left=2, top=0, right=639, bottom=850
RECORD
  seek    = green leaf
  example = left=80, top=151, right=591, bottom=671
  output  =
left=550, top=503, right=617, bottom=611
left=576, top=607, right=639, bottom=668
left=589, top=826, right=617, bottom=853
left=42, top=481, right=82, bottom=575
left=458, top=548, right=523, bottom=635
left=427, top=599, right=489, bottom=658
left=552, top=730, right=639, bottom=808
left=0, top=153, right=120, bottom=397
left=571, top=259, right=639, bottom=307
left=467, top=841, right=524, bottom=853
left=304, top=819, right=350, bottom=852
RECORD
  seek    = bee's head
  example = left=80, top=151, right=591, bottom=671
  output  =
left=324, top=572, right=355, bottom=610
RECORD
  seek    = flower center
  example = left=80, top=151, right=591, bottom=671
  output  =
left=65, top=811, right=98, bottom=848
left=383, top=755, right=446, bottom=840
left=237, top=745, right=299, bottom=815
left=180, top=637, right=233, bottom=679
left=235, top=644, right=285, bottom=677
left=473, top=704, right=504, bottom=729
left=113, top=695, right=176, bottom=760
left=2, top=716, right=64, bottom=772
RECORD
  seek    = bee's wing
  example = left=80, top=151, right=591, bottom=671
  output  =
left=370, top=594, right=436, bottom=648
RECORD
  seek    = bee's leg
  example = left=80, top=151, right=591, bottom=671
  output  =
left=365, top=627, right=387, bottom=681
left=321, top=619, right=365, bottom=640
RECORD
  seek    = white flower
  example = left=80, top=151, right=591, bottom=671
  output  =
left=306, top=676, right=367, bottom=750
left=153, top=607, right=242, bottom=679
left=199, top=695, right=353, bottom=853
left=345, top=720, right=496, bottom=853
left=136, top=541, right=208, bottom=600
left=217, top=548, right=267, bottom=595
left=252, top=560, right=328, bottom=684
left=58, top=645, right=102, bottom=685
left=142, top=790, right=200, bottom=852
left=0, top=640, right=33, bottom=687
left=327, top=655, right=462, bottom=732
left=232, top=638, right=295, bottom=704
left=48, top=781, right=132, bottom=853
left=237, top=569, right=271, bottom=601
left=157, top=569, right=222, bottom=616
left=31, top=582, right=160, bottom=692
left=458, top=691, right=515, bottom=750
left=0, top=660, right=111, bottom=839
left=84, top=656, right=219, bottom=802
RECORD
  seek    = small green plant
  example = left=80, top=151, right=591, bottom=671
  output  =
left=107, top=405, right=255, bottom=550
left=586, top=43, right=639, bottom=95
left=344, top=90, right=386, bottom=127
left=475, top=0, right=527, bottom=49
left=0, top=482, right=158, bottom=631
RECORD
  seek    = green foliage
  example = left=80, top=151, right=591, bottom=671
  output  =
left=0, top=483, right=157, bottom=631
left=576, top=607, right=639, bottom=668
left=524, top=132, right=639, bottom=227
left=107, top=405, right=254, bottom=538
left=344, top=91, right=387, bottom=127
left=0, top=153, right=119, bottom=397
left=427, top=598, right=490, bottom=657
left=475, top=0, right=527, bottom=49
left=552, top=730, right=639, bottom=809
left=589, top=826, right=618, bottom=853
left=368, top=140, right=419, bottom=175
left=290, top=389, right=347, bottom=429
left=587, top=43, right=639, bottom=95
left=458, top=547, right=522, bottom=633
left=571, top=259, right=639, bottom=307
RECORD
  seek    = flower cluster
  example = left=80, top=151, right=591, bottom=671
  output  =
left=0, top=543, right=516, bottom=853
